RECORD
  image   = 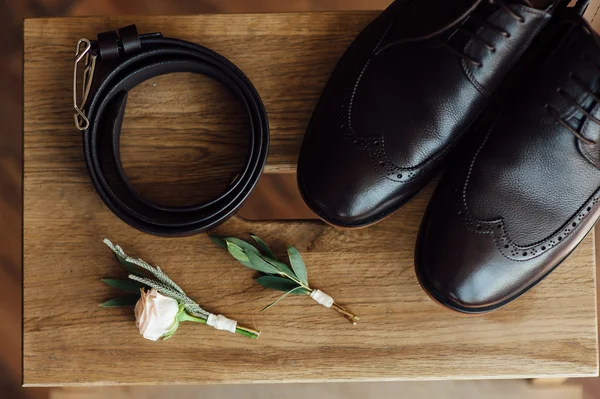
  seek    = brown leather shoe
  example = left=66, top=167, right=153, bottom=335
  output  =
left=416, top=9, right=600, bottom=313
left=297, top=0, right=562, bottom=228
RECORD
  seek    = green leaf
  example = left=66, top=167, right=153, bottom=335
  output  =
left=246, top=251, right=283, bottom=275
left=100, top=295, right=140, bottom=307
left=261, top=286, right=306, bottom=311
left=256, top=275, right=308, bottom=294
left=222, top=237, right=299, bottom=281
left=261, top=257, right=297, bottom=279
left=101, top=279, right=145, bottom=294
left=223, top=241, right=255, bottom=269
left=225, top=238, right=261, bottom=256
left=287, top=246, right=308, bottom=286
left=247, top=235, right=299, bottom=278
left=250, top=234, right=279, bottom=261
left=226, top=241, right=250, bottom=262
left=209, top=235, right=227, bottom=249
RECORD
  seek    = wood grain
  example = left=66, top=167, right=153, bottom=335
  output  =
left=23, top=13, right=598, bottom=386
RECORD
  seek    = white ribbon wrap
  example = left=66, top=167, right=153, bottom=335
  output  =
left=310, top=289, right=334, bottom=308
left=206, top=313, right=237, bottom=333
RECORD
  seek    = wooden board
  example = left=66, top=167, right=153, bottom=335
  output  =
left=23, top=13, right=598, bottom=386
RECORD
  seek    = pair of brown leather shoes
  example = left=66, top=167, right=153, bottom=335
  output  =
left=297, top=0, right=599, bottom=313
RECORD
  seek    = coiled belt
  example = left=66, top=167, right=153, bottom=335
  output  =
left=73, top=25, right=269, bottom=236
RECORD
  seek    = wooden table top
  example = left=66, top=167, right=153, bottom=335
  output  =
left=23, top=13, right=598, bottom=386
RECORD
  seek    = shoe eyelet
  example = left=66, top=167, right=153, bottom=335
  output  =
left=397, top=173, right=403, bottom=179
left=541, top=246, right=546, bottom=251
left=522, top=252, right=527, bottom=256
left=504, top=244, right=509, bottom=249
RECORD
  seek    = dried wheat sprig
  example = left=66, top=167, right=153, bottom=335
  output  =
left=103, top=239, right=185, bottom=295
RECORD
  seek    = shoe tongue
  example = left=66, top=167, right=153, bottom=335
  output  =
left=378, top=0, right=482, bottom=48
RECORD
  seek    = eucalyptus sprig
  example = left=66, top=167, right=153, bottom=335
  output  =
left=210, top=234, right=359, bottom=325
left=101, top=239, right=260, bottom=340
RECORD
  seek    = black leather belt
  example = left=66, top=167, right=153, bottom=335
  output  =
left=73, top=25, right=269, bottom=236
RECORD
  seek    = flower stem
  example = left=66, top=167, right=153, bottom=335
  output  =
left=178, top=312, right=260, bottom=339
left=331, top=302, right=360, bottom=325
left=178, top=312, right=207, bottom=324
left=235, top=325, right=261, bottom=339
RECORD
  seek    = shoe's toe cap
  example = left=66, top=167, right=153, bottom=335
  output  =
left=297, top=124, right=426, bottom=227
left=415, top=183, right=549, bottom=313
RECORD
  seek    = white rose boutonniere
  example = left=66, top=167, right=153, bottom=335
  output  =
left=100, top=239, right=260, bottom=340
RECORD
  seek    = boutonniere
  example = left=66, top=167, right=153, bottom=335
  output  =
left=210, top=235, right=359, bottom=324
left=100, top=239, right=260, bottom=340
